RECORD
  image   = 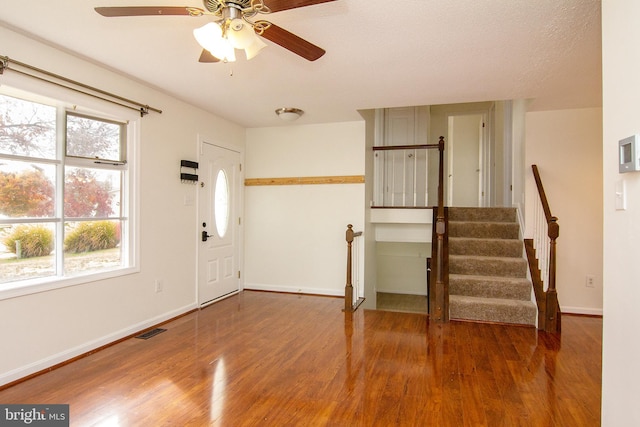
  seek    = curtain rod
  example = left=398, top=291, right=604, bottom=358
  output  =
left=0, top=55, right=162, bottom=117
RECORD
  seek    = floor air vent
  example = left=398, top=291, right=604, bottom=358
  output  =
left=135, top=328, right=167, bottom=340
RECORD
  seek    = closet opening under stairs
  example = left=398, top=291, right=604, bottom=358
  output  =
left=374, top=207, right=537, bottom=327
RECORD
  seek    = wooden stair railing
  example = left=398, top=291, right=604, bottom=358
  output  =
left=429, top=136, right=449, bottom=321
left=524, top=165, right=561, bottom=332
left=350, top=136, right=447, bottom=316
left=344, top=224, right=364, bottom=312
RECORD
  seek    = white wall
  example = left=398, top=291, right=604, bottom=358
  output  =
left=0, top=26, right=245, bottom=386
left=361, top=109, right=378, bottom=309
left=244, top=122, right=365, bottom=295
left=525, top=108, right=603, bottom=315
left=376, top=242, right=430, bottom=295
left=602, top=1, right=640, bottom=425
left=511, top=99, right=527, bottom=225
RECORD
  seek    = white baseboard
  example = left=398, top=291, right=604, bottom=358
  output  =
left=0, top=303, right=198, bottom=387
left=244, top=283, right=343, bottom=297
left=560, top=306, right=603, bottom=316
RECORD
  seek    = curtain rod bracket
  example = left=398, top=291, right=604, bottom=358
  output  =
left=0, top=56, right=7, bottom=75
left=139, top=106, right=149, bottom=117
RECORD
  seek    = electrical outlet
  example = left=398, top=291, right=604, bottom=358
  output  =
left=155, top=279, right=163, bottom=293
left=586, top=275, right=595, bottom=288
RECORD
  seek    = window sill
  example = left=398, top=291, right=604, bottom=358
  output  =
left=0, top=266, right=140, bottom=301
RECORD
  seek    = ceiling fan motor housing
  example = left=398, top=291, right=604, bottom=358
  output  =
left=203, top=0, right=254, bottom=13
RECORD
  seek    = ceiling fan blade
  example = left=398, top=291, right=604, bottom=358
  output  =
left=94, top=6, right=205, bottom=17
left=266, top=0, right=337, bottom=13
left=199, top=49, right=221, bottom=63
left=260, top=24, right=325, bottom=61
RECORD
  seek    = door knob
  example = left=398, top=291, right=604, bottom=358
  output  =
left=202, top=230, right=214, bottom=242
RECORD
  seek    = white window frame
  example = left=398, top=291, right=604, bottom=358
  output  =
left=0, top=84, right=140, bottom=301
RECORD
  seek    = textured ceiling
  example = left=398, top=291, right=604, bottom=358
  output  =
left=0, top=0, right=602, bottom=128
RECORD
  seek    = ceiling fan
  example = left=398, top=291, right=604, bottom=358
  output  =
left=95, top=0, right=336, bottom=63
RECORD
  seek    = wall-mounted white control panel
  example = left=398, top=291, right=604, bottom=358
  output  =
left=619, top=135, right=640, bottom=173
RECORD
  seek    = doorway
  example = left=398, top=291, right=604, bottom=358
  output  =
left=198, top=142, right=241, bottom=306
left=447, top=114, right=485, bottom=206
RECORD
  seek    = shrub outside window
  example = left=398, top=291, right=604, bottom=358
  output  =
left=0, top=90, right=133, bottom=289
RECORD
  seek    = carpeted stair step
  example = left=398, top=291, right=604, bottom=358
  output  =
left=449, top=221, right=520, bottom=239
left=449, top=274, right=532, bottom=300
left=450, top=295, right=537, bottom=326
left=449, top=237, right=523, bottom=258
left=444, top=207, right=536, bottom=327
left=449, top=255, right=527, bottom=278
left=448, top=207, right=517, bottom=223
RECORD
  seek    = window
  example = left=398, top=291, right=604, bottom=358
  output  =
left=214, top=170, right=229, bottom=238
left=0, top=88, right=135, bottom=291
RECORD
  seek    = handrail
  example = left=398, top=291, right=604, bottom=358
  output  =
left=372, top=143, right=440, bottom=151
left=344, top=224, right=364, bottom=312
left=527, top=165, right=561, bottom=333
left=372, top=142, right=441, bottom=208
left=429, top=137, right=449, bottom=321
left=532, top=165, right=553, bottom=223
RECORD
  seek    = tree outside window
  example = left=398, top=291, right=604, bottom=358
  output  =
left=0, top=92, right=130, bottom=285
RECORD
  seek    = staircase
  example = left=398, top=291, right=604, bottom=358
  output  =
left=448, top=207, right=537, bottom=326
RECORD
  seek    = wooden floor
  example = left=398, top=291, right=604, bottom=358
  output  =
left=0, top=291, right=602, bottom=426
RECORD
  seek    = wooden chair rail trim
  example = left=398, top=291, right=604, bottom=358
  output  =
left=245, top=175, right=365, bottom=186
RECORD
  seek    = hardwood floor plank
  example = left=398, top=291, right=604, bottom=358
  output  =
left=0, top=291, right=602, bottom=426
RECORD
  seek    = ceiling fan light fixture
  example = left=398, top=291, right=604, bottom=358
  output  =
left=194, top=22, right=236, bottom=62
left=193, top=22, right=221, bottom=49
left=275, top=107, right=304, bottom=121
left=228, top=19, right=255, bottom=49
left=194, top=22, right=237, bottom=62
left=245, top=37, right=267, bottom=60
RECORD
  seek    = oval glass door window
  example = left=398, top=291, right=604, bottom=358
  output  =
left=214, top=169, right=230, bottom=238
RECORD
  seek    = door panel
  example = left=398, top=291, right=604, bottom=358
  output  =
left=448, top=114, right=483, bottom=207
left=198, top=143, right=240, bottom=306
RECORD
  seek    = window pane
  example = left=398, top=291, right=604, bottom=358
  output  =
left=0, top=95, right=56, bottom=159
left=0, top=222, right=56, bottom=284
left=0, top=160, right=56, bottom=218
left=64, top=167, right=122, bottom=218
left=0, top=94, right=57, bottom=158
left=66, top=114, right=123, bottom=162
left=63, top=220, right=123, bottom=276
left=214, top=170, right=229, bottom=238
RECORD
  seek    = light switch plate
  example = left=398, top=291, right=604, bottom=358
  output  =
left=615, top=180, right=626, bottom=210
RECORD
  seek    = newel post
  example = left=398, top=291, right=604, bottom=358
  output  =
left=545, top=216, right=560, bottom=332
left=432, top=136, right=449, bottom=322
left=344, top=224, right=355, bottom=312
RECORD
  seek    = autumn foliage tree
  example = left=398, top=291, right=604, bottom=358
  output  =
left=0, top=168, right=113, bottom=218
left=0, top=168, right=54, bottom=217
left=64, top=168, right=114, bottom=217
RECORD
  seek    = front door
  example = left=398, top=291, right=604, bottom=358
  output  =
left=198, top=142, right=240, bottom=306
